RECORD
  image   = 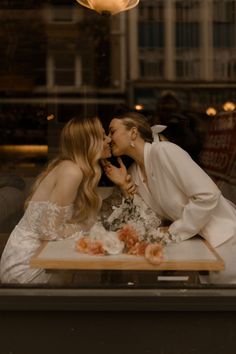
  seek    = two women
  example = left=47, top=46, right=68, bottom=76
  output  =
left=105, top=112, right=236, bottom=284
left=2, top=112, right=236, bottom=284
left=0, top=116, right=132, bottom=284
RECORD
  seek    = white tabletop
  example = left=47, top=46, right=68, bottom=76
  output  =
left=30, top=236, right=224, bottom=271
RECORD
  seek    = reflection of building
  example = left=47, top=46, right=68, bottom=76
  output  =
left=128, top=0, right=236, bottom=113
left=0, top=1, right=128, bottom=130
left=0, top=0, right=236, bottom=136
left=43, top=2, right=127, bottom=93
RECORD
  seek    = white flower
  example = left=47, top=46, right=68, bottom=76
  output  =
left=101, top=232, right=124, bottom=255
left=88, top=222, right=124, bottom=255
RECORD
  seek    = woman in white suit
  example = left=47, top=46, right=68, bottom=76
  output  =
left=104, top=111, right=236, bottom=284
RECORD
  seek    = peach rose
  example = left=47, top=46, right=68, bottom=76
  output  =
left=128, top=241, right=148, bottom=256
left=76, top=237, right=89, bottom=252
left=88, top=241, right=105, bottom=255
left=145, top=243, right=163, bottom=265
left=118, top=225, right=139, bottom=249
left=75, top=237, right=105, bottom=255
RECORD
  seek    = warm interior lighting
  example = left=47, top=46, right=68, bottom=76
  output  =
left=47, top=114, right=55, bottom=121
left=134, top=104, right=144, bottom=111
left=0, top=145, right=48, bottom=155
left=223, top=101, right=235, bottom=112
left=206, top=107, right=217, bottom=117
left=75, top=0, right=139, bottom=15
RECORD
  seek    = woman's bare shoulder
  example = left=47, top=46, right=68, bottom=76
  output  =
left=57, top=160, right=83, bottom=180
left=49, top=160, right=83, bottom=203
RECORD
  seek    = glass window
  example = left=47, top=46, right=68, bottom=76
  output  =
left=213, top=0, right=236, bottom=22
left=175, top=22, right=200, bottom=48
left=139, top=0, right=164, bottom=22
left=0, top=0, right=236, bottom=316
left=213, top=23, right=236, bottom=48
left=140, top=58, right=164, bottom=79
left=175, top=0, right=201, bottom=21
left=138, top=22, right=164, bottom=48
left=52, top=54, right=76, bottom=86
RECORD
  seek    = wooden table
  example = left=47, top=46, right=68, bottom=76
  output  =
left=30, top=236, right=224, bottom=273
left=30, top=237, right=225, bottom=285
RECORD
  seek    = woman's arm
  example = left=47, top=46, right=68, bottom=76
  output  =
left=39, top=164, right=84, bottom=240
left=154, top=142, right=221, bottom=239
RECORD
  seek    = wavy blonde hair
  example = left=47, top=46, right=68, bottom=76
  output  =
left=26, top=116, right=104, bottom=225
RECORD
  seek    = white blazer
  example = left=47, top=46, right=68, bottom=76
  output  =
left=129, top=141, right=236, bottom=248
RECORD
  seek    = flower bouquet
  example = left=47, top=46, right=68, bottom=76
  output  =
left=103, top=194, right=176, bottom=263
left=75, top=194, right=176, bottom=264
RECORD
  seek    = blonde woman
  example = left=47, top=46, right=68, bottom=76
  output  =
left=0, top=116, right=132, bottom=284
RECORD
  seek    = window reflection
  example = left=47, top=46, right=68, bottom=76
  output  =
left=0, top=0, right=235, bottom=289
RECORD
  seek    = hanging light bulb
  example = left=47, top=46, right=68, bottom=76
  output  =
left=222, top=101, right=236, bottom=112
left=75, top=0, right=139, bottom=15
left=206, top=107, right=217, bottom=117
left=134, top=104, right=144, bottom=111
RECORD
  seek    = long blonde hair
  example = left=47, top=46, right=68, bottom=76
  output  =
left=26, top=116, right=104, bottom=225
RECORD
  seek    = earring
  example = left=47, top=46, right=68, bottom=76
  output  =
left=130, top=142, right=135, bottom=148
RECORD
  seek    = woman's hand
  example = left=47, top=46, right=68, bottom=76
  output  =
left=101, top=158, right=136, bottom=197
left=101, top=157, right=127, bottom=186
left=125, top=174, right=137, bottom=196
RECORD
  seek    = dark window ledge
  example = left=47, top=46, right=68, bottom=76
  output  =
left=1, top=285, right=236, bottom=311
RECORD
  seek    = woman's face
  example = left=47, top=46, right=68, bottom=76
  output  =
left=101, top=129, right=112, bottom=159
left=109, top=118, right=131, bottom=156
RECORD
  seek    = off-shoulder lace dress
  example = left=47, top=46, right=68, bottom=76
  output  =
left=0, top=201, right=83, bottom=284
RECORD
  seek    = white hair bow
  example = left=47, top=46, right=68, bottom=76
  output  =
left=151, top=125, right=167, bottom=142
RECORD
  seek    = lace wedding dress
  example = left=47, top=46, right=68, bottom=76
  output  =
left=0, top=201, right=83, bottom=284
left=0, top=194, right=164, bottom=284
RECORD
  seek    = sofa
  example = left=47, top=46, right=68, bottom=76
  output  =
left=0, top=176, right=33, bottom=256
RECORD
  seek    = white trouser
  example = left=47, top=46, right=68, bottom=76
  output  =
left=208, top=234, right=236, bottom=284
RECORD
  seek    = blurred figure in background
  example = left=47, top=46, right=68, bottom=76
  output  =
left=155, top=92, right=204, bottom=164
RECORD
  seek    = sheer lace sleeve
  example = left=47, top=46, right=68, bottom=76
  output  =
left=38, top=201, right=83, bottom=241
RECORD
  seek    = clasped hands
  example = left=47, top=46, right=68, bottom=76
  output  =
left=101, top=158, right=137, bottom=198
left=101, top=159, right=171, bottom=235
